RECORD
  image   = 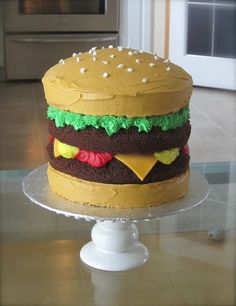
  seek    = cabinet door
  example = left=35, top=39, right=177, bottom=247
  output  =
left=5, top=34, right=118, bottom=79
left=169, top=0, right=236, bottom=90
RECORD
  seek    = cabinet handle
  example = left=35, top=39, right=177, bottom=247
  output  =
left=8, top=36, right=117, bottom=43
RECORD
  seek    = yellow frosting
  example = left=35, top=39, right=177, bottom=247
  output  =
left=42, top=48, right=192, bottom=117
left=55, top=139, right=79, bottom=158
left=155, top=148, right=180, bottom=165
left=53, top=139, right=61, bottom=158
left=115, top=153, right=158, bottom=181
left=47, top=164, right=190, bottom=208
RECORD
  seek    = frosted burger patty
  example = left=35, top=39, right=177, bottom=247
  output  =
left=47, top=142, right=190, bottom=184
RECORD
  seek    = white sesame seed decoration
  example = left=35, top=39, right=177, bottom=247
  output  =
left=142, top=78, right=149, bottom=83
left=117, top=64, right=124, bottom=69
left=92, top=57, right=97, bottom=62
left=108, top=45, right=113, bottom=48
left=78, top=52, right=82, bottom=55
left=139, top=50, right=143, bottom=53
left=110, top=54, right=115, bottom=58
left=89, top=49, right=92, bottom=55
left=91, top=46, right=97, bottom=51
left=102, top=60, right=109, bottom=65
left=102, top=46, right=105, bottom=49
left=92, top=51, right=97, bottom=56
left=59, top=59, right=65, bottom=64
left=149, top=62, right=156, bottom=68
left=128, top=51, right=133, bottom=56
left=80, top=67, right=86, bottom=74
left=164, top=59, right=170, bottom=63
left=166, top=67, right=171, bottom=71
left=103, top=72, right=109, bottom=78
left=72, top=53, right=77, bottom=58
left=118, top=46, right=123, bottom=51
left=154, top=55, right=159, bottom=60
left=136, top=59, right=142, bottom=64
left=76, top=57, right=80, bottom=63
left=127, top=67, right=134, bottom=72
left=133, top=50, right=138, bottom=55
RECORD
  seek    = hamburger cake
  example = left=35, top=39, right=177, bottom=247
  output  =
left=42, top=46, right=192, bottom=208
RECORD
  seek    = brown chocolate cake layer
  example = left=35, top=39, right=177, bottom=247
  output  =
left=48, top=120, right=191, bottom=154
left=47, top=142, right=189, bottom=184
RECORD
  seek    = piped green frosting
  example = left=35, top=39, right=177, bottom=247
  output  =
left=47, top=106, right=190, bottom=136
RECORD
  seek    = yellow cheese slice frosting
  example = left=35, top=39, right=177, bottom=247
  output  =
left=115, top=153, right=158, bottom=181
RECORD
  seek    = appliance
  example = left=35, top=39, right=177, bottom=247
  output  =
left=4, top=0, right=119, bottom=79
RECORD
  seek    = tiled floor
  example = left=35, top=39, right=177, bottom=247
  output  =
left=0, top=81, right=235, bottom=236
left=1, top=164, right=235, bottom=242
left=1, top=231, right=235, bottom=306
left=0, top=81, right=235, bottom=169
left=0, top=81, right=48, bottom=169
left=189, top=87, right=236, bottom=162
left=0, top=82, right=235, bottom=305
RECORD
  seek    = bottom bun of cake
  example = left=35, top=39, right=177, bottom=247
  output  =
left=47, top=164, right=190, bottom=209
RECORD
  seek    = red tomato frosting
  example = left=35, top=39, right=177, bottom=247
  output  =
left=75, top=150, right=113, bottom=168
left=181, top=144, right=190, bottom=155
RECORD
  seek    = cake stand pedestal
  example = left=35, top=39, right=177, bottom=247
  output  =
left=80, top=220, right=148, bottom=271
left=22, top=164, right=209, bottom=271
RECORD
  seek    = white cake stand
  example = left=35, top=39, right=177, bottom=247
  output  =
left=22, top=164, right=209, bottom=271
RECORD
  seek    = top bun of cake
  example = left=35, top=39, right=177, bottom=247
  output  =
left=42, top=47, right=192, bottom=117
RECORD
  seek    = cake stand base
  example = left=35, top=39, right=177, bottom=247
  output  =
left=80, top=220, right=149, bottom=271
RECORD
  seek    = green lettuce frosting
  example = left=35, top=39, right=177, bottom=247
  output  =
left=47, top=106, right=190, bottom=136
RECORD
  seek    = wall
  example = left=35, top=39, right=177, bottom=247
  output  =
left=119, top=0, right=152, bottom=52
left=153, top=0, right=168, bottom=58
left=119, top=0, right=167, bottom=57
left=0, top=0, right=4, bottom=67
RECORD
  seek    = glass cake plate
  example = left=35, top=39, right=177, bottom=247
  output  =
left=23, top=164, right=209, bottom=222
left=22, top=164, right=209, bottom=271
